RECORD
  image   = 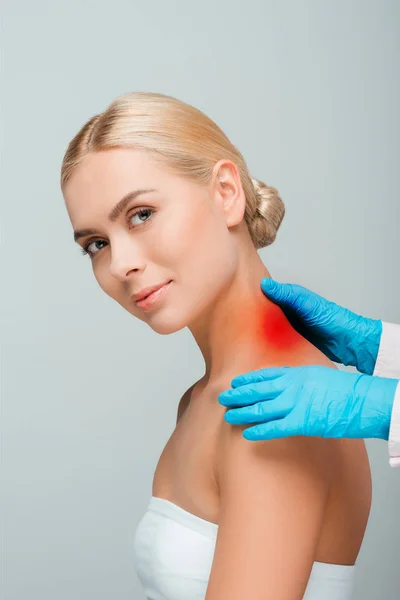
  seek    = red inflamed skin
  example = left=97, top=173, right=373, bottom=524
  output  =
left=257, top=302, right=300, bottom=351
left=232, top=299, right=324, bottom=375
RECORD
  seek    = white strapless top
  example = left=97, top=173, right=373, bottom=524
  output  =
left=133, top=496, right=356, bottom=600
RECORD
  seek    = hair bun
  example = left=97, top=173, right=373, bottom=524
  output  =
left=249, top=178, right=285, bottom=249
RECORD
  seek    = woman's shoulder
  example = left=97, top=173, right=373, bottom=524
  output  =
left=216, top=409, right=333, bottom=481
left=212, top=347, right=372, bottom=564
left=213, top=338, right=369, bottom=491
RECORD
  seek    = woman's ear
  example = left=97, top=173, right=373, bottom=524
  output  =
left=211, top=159, right=246, bottom=227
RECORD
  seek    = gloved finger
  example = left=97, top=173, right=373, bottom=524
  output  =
left=231, top=366, right=289, bottom=388
left=260, top=279, right=309, bottom=310
left=242, top=417, right=298, bottom=441
left=224, top=398, right=290, bottom=425
left=261, top=279, right=333, bottom=327
left=219, top=376, right=290, bottom=407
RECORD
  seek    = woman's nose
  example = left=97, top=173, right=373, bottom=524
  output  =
left=108, top=239, right=147, bottom=280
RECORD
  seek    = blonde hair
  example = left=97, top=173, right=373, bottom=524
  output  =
left=61, top=92, right=285, bottom=249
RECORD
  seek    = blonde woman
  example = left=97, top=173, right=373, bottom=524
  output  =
left=61, top=92, right=371, bottom=600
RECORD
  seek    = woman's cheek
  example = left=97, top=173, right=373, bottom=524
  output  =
left=154, top=214, right=200, bottom=263
left=93, top=263, right=120, bottom=301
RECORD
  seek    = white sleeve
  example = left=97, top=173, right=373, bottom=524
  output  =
left=373, top=322, right=400, bottom=379
left=387, top=385, right=400, bottom=468
left=373, top=322, right=400, bottom=468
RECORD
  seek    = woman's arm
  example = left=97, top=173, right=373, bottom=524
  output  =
left=205, top=422, right=331, bottom=600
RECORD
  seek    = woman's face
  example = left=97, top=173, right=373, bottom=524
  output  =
left=64, top=148, right=244, bottom=334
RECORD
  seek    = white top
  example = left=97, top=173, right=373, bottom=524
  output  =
left=373, top=322, right=400, bottom=467
left=133, top=496, right=356, bottom=600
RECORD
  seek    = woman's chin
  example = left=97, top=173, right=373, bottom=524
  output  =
left=146, top=315, right=188, bottom=335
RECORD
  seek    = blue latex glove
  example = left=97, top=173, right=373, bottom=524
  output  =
left=219, top=365, right=398, bottom=441
left=260, top=279, right=382, bottom=375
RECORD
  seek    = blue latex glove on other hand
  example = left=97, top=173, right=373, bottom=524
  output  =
left=219, top=365, right=398, bottom=441
left=260, top=279, right=382, bottom=375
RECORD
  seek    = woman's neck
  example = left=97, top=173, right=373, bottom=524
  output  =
left=188, top=250, right=307, bottom=384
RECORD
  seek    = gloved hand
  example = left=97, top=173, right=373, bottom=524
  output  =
left=218, top=365, right=398, bottom=441
left=261, top=279, right=382, bottom=375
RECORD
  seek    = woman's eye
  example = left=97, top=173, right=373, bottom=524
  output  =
left=129, top=208, right=153, bottom=226
left=81, top=240, right=106, bottom=257
left=80, top=207, right=154, bottom=258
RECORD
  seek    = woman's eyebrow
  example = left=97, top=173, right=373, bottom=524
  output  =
left=73, top=188, right=156, bottom=242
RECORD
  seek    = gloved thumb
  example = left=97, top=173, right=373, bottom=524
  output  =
left=261, top=279, right=296, bottom=307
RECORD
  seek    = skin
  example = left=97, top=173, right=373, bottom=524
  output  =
left=64, top=148, right=371, bottom=599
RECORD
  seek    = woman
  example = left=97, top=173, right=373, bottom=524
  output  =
left=61, top=92, right=372, bottom=600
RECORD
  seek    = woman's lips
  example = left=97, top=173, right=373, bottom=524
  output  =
left=135, top=280, right=172, bottom=311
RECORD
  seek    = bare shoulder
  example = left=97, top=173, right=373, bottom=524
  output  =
left=214, top=414, right=368, bottom=498
left=216, top=416, right=332, bottom=490
left=214, top=394, right=371, bottom=565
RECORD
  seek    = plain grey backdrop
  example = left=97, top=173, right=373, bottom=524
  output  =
left=1, top=1, right=399, bottom=598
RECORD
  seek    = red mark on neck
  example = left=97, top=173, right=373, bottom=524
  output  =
left=254, top=302, right=300, bottom=350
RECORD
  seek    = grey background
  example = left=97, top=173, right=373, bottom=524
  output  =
left=1, top=1, right=399, bottom=598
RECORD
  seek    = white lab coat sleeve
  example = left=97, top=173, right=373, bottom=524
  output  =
left=373, top=321, right=400, bottom=468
